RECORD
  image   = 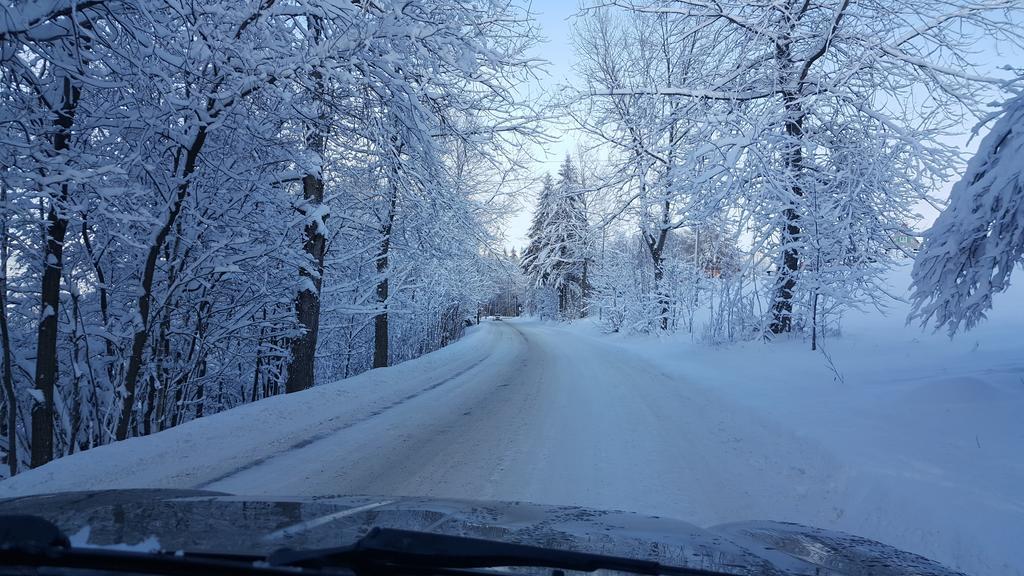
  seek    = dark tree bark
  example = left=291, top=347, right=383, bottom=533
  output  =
left=116, top=127, right=207, bottom=441
left=768, top=44, right=805, bottom=335
left=645, top=216, right=670, bottom=331
left=251, top=309, right=268, bottom=402
left=767, top=0, right=847, bottom=335
left=31, top=74, right=80, bottom=468
left=81, top=221, right=114, bottom=384
left=0, top=182, right=16, bottom=476
left=113, top=3, right=272, bottom=435
left=373, top=188, right=398, bottom=369
left=285, top=19, right=328, bottom=394
left=285, top=168, right=327, bottom=392
left=194, top=316, right=206, bottom=419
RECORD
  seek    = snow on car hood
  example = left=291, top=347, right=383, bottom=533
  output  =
left=0, top=490, right=964, bottom=576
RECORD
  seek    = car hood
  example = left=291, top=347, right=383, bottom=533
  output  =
left=0, top=490, right=962, bottom=576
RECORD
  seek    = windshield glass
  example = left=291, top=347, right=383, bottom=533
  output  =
left=0, top=2, right=1022, bottom=576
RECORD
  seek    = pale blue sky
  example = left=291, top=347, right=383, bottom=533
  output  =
left=504, top=1, right=580, bottom=249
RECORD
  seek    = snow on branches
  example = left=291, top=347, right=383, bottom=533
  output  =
left=0, top=0, right=541, bottom=474
left=911, top=95, right=1024, bottom=336
left=522, top=157, right=591, bottom=320
left=567, top=0, right=1022, bottom=342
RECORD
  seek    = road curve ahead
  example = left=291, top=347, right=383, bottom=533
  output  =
left=203, top=319, right=842, bottom=528
left=1, top=318, right=1011, bottom=576
left=0, top=319, right=839, bottom=529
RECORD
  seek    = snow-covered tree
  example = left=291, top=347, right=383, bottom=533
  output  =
left=568, top=7, right=728, bottom=330
left=522, top=157, right=590, bottom=319
left=910, top=93, right=1024, bottom=335
left=570, top=0, right=1022, bottom=342
left=0, top=0, right=541, bottom=473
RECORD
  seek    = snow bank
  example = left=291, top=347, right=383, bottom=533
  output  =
left=0, top=323, right=502, bottom=497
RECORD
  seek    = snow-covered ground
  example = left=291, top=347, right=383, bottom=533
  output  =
left=2, top=265, right=1021, bottom=576
left=560, top=264, right=1024, bottom=576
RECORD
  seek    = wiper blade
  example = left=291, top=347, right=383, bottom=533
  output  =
left=0, top=545, right=319, bottom=576
left=270, top=527, right=736, bottom=576
left=2, top=515, right=738, bottom=576
left=0, top=515, right=337, bottom=576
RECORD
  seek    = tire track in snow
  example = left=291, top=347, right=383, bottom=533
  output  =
left=197, top=340, right=499, bottom=489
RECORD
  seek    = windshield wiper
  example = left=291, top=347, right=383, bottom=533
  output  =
left=1, top=515, right=739, bottom=576
left=0, top=515, right=338, bottom=576
left=269, top=527, right=736, bottom=576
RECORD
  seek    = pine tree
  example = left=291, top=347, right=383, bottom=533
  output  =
left=521, top=174, right=556, bottom=302
left=521, top=157, right=590, bottom=319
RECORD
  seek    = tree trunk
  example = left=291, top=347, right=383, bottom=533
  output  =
left=768, top=105, right=804, bottom=335
left=373, top=188, right=398, bottom=369
left=645, top=228, right=670, bottom=331
left=67, top=292, right=83, bottom=453
left=285, top=32, right=328, bottom=393
left=80, top=222, right=114, bottom=385
left=373, top=274, right=390, bottom=368
left=580, top=258, right=590, bottom=318
left=116, top=127, right=207, bottom=441
left=653, top=262, right=669, bottom=331
left=31, top=75, right=80, bottom=468
left=810, top=291, right=819, bottom=351
left=769, top=35, right=804, bottom=335
left=285, top=167, right=326, bottom=392
left=0, top=182, right=16, bottom=476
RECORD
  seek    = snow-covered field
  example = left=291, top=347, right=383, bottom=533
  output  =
left=2, top=265, right=1021, bottom=576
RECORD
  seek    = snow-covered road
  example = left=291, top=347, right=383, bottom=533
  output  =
left=202, top=319, right=841, bottom=524
left=3, top=318, right=838, bottom=522
left=3, top=317, right=1021, bottom=575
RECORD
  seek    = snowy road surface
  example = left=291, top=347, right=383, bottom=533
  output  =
left=3, top=317, right=1021, bottom=575
left=2, top=319, right=842, bottom=522
left=205, top=319, right=841, bottom=518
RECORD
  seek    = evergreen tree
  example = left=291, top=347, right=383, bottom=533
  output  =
left=521, top=157, right=590, bottom=319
